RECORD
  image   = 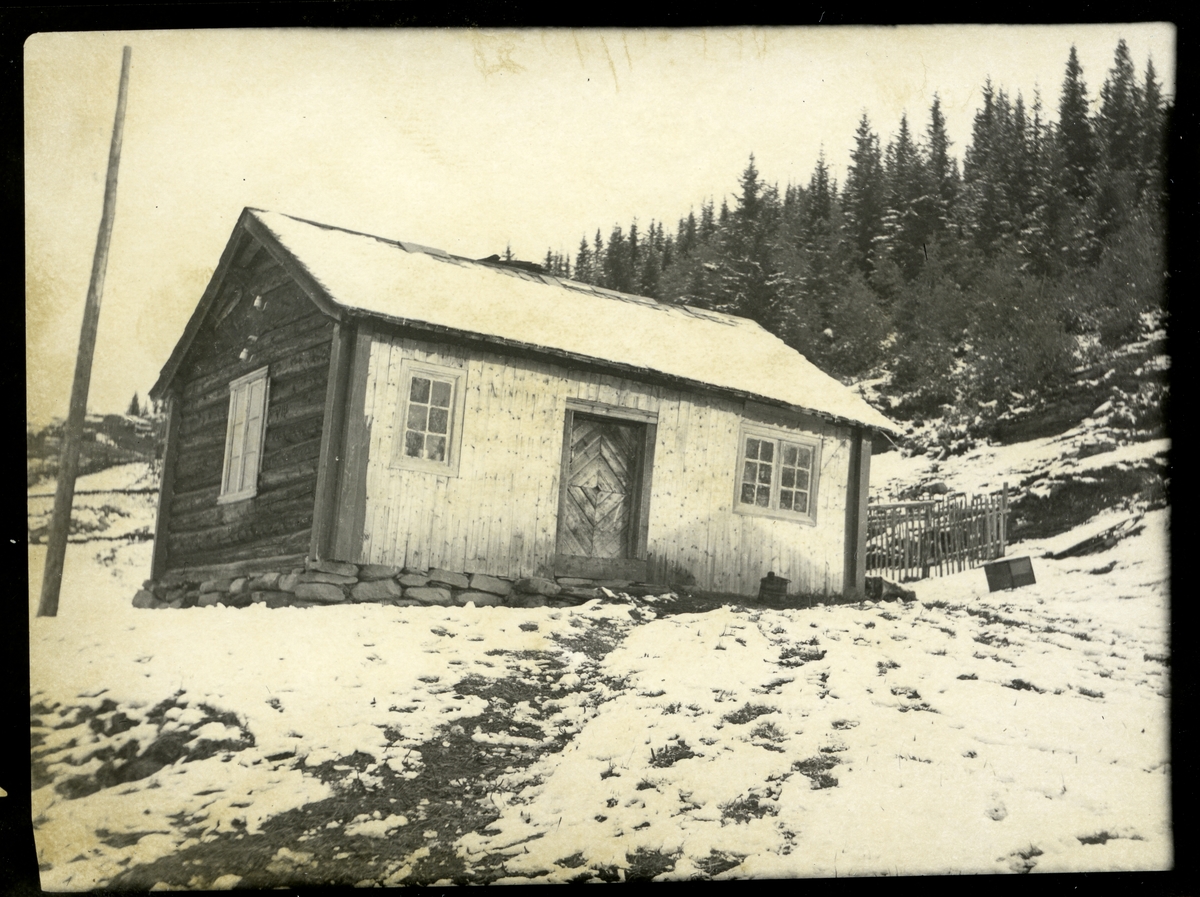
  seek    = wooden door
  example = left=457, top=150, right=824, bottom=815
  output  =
left=558, top=415, right=642, bottom=560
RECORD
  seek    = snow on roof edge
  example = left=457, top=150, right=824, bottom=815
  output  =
left=250, top=209, right=900, bottom=434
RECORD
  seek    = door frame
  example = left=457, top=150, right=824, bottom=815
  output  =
left=554, top=399, right=657, bottom=580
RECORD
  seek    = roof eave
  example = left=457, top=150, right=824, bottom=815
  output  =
left=150, top=209, right=344, bottom=400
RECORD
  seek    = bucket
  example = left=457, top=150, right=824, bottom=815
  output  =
left=758, top=571, right=790, bottom=606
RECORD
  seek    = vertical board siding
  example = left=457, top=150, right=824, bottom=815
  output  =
left=357, top=333, right=854, bottom=595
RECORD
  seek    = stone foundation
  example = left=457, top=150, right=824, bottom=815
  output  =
left=132, top=558, right=671, bottom=610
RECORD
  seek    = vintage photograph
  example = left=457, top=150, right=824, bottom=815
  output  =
left=26, top=25, right=1173, bottom=886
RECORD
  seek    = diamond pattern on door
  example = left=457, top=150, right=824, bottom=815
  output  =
left=558, top=416, right=641, bottom=559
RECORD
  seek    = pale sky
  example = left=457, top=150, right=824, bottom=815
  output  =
left=25, top=25, right=1176, bottom=428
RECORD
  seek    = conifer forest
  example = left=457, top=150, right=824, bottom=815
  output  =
left=542, top=41, right=1170, bottom=443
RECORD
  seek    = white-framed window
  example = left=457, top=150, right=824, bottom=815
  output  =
left=733, top=423, right=821, bottom=524
left=390, top=359, right=467, bottom=476
left=219, top=366, right=270, bottom=503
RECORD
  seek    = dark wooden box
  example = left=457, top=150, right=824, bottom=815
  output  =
left=983, top=556, right=1036, bottom=592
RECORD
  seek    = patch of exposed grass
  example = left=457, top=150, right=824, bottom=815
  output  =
left=778, top=644, right=826, bottom=667
left=749, top=720, right=787, bottom=750
left=1004, top=678, right=1045, bottom=693
left=551, top=615, right=626, bottom=661
left=625, top=847, right=680, bottom=881
left=719, top=792, right=778, bottom=824
left=693, top=849, right=745, bottom=877
left=721, top=703, right=776, bottom=725
left=649, top=739, right=698, bottom=768
left=974, top=633, right=1013, bottom=648
left=792, top=755, right=840, bottom=789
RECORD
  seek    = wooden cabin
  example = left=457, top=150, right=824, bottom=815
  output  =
left=146, top=208, right=898, bottom=604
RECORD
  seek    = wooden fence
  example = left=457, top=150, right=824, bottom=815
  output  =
left=866, top=484, right=1009, bottom=582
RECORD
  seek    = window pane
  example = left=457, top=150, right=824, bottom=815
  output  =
left=239, top=448, right=259, bottom=492
left=408, top=404, right=428, bottom=431
left=743, top=461, right=757, bottom=484
left=759, top=441, right=774, bottom=463
left=795, top=469, right=810, bottom=490
left=410, top=376, right=431, bottom=403
left=781, top=468, right=795, bottom=489
left=755, top=485, right=770, bottom=507
left=779, top=490, right=793, bottom=510
left=430, top=379, right=452, bottom=407
left=230, top=387, right=246, bottom=429
left=426, top=435, right=446, bottom=461
left=428, top=406, right=449, bottom=435
left=404, top=430, right=424, bottom=458
left=783, top=444, right=798, bottom=466
left=796, top=446, right=812, bottom=469
left=740, top=483, right=756, bottom=504
left=744, top=438, right=760, bottom=460
left=757, top=463, right=772, bottom=484
left=794, top=493, right=808, bottom=514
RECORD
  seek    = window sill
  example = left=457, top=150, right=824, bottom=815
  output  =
left=217, top=489, right=257, bottom=505
left=733, top=502, right=818, bottom=526
left=388, top=454, right=461, bottom=477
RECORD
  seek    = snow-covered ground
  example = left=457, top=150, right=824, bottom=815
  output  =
left=29, top=498, right=1171, bottom=886
left=871, top=419, right=1167, bottom=503
left=27, top=463, right=158, bottom=543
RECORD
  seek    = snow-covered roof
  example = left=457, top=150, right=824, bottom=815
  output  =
left=164, top=208, right=899, bottom=434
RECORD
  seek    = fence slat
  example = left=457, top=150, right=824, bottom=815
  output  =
left=865, top=488, right=1011, bottom=584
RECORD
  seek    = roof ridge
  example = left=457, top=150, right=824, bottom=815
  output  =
left=250, top=209, right=747, bottom=324
left=249, top=208, right=415, bottom=253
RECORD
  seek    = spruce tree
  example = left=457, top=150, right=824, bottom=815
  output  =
left=925, top=94, right=958, bottom=225
left=1097, top=39, right=1142, bottom=174
left=1020, top=90, right=1068, bottom=275
left=879, top=113, right=934, bottom=279
left=678, top=211, right=698, bottom=255
left=1138, top=56, right=1166, bottom=201
left=699, top=199, right=716, bottom=242
left=575, top=236, right=593, bottom=283
left=842, top=112, right=886, bottom=272
left=627, top=221, right=641, bottom=290
left=807, top=149, right=833, bottom=230
left=592, top=230, right=604, bottom=280
left=1057, top=45, right=1099, bottom=202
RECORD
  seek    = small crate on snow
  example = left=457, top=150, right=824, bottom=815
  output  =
left=983, top=556, right=1036, bottom=592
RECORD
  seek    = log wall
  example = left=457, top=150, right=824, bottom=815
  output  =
left=162, top=241, right=332, bottom=571
left=352, top=333, right=853, bottom=596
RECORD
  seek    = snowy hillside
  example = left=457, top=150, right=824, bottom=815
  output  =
left=29, top=489, right=1170, bottom=886
left=27, top=462, right=158, bottom=545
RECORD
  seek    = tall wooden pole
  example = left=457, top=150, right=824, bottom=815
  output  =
left=37, top=47, right=132, bottom=618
